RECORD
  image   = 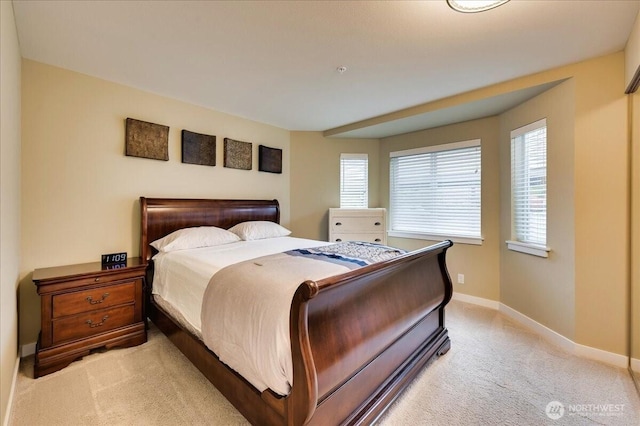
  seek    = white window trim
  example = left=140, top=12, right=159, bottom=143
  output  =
left=389, top=139, right=482, bottom=245
left=389, top=230, right=483, bottom=246
left=508, top=118, right=549, bottom=257
left=506, top=240, right=550, bottom=258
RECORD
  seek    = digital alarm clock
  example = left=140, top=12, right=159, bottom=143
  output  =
left=101, top=252, right=127, bottom=267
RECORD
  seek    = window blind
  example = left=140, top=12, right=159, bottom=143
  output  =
left=511, top=119, right=547, bottom=246
left=389, top=140, right=481, bottom=239
left=340, top=153, right=368, bottom=208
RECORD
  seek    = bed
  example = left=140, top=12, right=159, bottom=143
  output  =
left=140, top=197, right=454, bottom=425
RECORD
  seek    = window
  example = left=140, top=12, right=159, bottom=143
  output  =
left=389, top=140, right=481, bottom=244
left=508, top=118, right=549, bottom=257
left=340, top=153, right=368, bottom=208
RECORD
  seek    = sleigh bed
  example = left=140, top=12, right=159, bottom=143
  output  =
left=140, top=197, right=453, bottom=425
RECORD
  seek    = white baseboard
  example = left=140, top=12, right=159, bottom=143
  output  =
left=574, top=343, right=629, bottom=369
left=2, top=356, right=20, bottom=426
left=452, top=292, right=500, bottom=310
left=498, top=303, right=575, bottom=354
left=452, top=292, right=629, bottom=369
left=21, top=342, right=36, bottom=358
left=631, top=357, right=640, bottom=373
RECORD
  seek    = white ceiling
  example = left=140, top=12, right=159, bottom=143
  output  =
left=12, top=0, right=640, bottom=138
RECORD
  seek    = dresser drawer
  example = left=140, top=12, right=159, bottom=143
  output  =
left=52, top=281, right=137, bottom=318
left=330, top=216, right=384, bottom=232
left=331, top=233, right=385, bottom=244
left=52, top=305, right=135, bottom=345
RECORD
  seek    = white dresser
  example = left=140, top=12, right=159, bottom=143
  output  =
left=328, top=208, right=387, bottom=245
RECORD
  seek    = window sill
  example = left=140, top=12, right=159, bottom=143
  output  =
left=506, top=240, right=550, bottom=258
left=388, top=230, right=483, bottom=246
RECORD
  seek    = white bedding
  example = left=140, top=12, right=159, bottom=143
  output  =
left=153, top=236, right=406, bottom=396
left=152, top=236, right=332, bottom=333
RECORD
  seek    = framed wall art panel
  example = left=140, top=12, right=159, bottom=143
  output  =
left=258, top=145, right=282, bottom=174
left=125, top=118, right=169, bottom=161
left=223, top=138, right=252, bottom=170
left=182, top=130, right=216, bottom=166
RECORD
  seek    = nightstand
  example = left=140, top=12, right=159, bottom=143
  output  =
left=33, top=257, right=147, bottom=377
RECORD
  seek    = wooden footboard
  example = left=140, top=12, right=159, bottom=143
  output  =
left=140, top=197, right=453, bottom=426
left=288, top=240, right=453, bottom=425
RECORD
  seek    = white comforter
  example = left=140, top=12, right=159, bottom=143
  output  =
left=152, top=237, right=341, bottom=394
left=200, top=248, right=352, bottom=395
left=152, top=237, right=331, bottom=332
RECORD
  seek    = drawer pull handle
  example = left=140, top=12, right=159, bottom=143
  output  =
left=86, top=315, right=109, bottom=328
left=86, top=293, right=109, bottom=305
left=94, top=278, right=100, bottom=282
left=335, top=222, right=342, bottom=226
left=374, top=222, right=381, bottom=226
left=375, top=238, right=382, bottom=242
left=336, top=239, right=342, bottom=242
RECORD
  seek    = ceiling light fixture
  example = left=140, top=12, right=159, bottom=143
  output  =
left=447, top=0, right=509, bottom=13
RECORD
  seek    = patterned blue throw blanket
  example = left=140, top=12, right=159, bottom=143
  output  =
left=285, top=241, right=406, bottom=270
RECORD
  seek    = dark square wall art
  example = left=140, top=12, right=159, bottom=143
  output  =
left=125, top=118, right=169, bottom=161
left=182, top=130, right=216, bottom=166
left=258, top=145, right=282, bottom=174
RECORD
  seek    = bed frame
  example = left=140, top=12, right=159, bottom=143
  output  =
left=140, top=197, right=453, bottom=425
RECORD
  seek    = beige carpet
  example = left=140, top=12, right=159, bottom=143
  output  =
left=9, top=300, right=640, bottom=425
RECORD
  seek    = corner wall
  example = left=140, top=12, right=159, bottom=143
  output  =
left=499, top=79, right=576, bottom=340
left=0, top=1, right=22, bottom=424
left=290, top=131, right=380, bottom=241
left=573, top=53, right=629, bottom=355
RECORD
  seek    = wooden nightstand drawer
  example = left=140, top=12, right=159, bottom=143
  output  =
left=52, top=304, right=136, bottom=345
left=52, top=281, right=137, bottom=318
left=33, top=257, right=147, bottom=377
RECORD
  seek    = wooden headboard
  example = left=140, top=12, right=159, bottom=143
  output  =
left=140, top=197, right=280, bottom=262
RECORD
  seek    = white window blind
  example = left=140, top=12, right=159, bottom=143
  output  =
left=510, top=119, right=547, bottom=248
left=389, top=140, right=481, bottom=241
left=340, top=153, right=368, bottom=208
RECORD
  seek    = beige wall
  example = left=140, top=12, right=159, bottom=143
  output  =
left=631, top=91, right=640, bottom=365
left=499, top=80, right=576, bottom=339
left=379, top=118, right=501, bottom=302
left=573, top=54, right=629, bottom=355
left=290, top=131, right=379, bottom=241
left=20, top=60, right=291, bottom=345
left=1, top=1, right=22, bottom=424
left=627, top=9, right=640, bottom=371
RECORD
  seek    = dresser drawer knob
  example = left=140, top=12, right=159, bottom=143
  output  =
left=336, top=238, right=342, bottom=242
left=374, top=222, right=381, bottom=226
left=86, top=293, right=109, bottom=305
left=375, top=238, right=382, bottom=242
left=94, top=278, right=100, bottom=282
left=86, top=315, right=109, bottom=328
left=335, top=222, right=342, bottom=226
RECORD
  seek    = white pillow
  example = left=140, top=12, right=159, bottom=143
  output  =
left=151, top=226, right=241, bottom=252
left=228, top=221, right=291, bottom=241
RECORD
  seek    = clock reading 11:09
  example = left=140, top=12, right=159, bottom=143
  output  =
left=101, top=252, right=127, bottom=265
